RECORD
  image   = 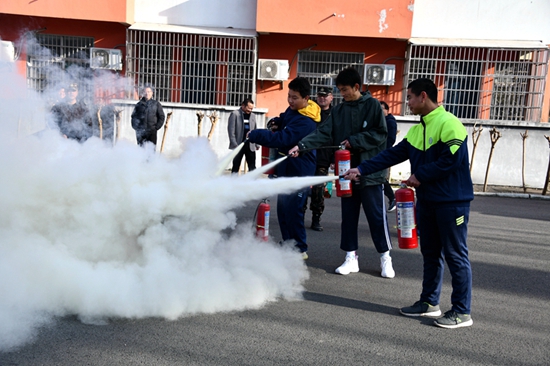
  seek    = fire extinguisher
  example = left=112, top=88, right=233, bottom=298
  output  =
left=334, top=146, right=352, bottom=197
left=261, top=145, right=277, bottom=175
left=395, top=182, right=419, bottom=249
left=255, top=199, right=270, bottom=241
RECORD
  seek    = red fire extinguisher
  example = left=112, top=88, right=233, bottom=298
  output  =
left=335, top=146, right=352, bottom=197
left=261, top=145, right=278, bottom=175
left=395, top=182, right=418, bottom=249
left=256, top=199, right=270, bottom=241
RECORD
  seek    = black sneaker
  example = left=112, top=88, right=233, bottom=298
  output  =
left=400, top=301, right=442, bottom=317
left=387, top=199, right=396, bottom=212
left=434, top=310, right=473, bottom=329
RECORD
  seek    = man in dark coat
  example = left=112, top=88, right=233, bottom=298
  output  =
left=51, top=83, right=92, bottom=143
left=131, top=86, right=165, bottom=146
left=306, top=86, right=334, bottom=231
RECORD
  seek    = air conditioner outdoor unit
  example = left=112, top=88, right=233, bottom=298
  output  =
left=363, top=64, right=395, bottom=86
left=0, top=40, right=15, bottom=62
left=258, top=59, right=289, bottom=81
left=90, top=48, right=122, bottom=70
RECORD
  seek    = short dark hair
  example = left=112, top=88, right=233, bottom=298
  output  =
left=288, top=77, right=311, bottom=98
left=335, top=67, right=362, bottom=88
left=241, top=98, right=254, bottom=106
left=142, top=84, right=155, bottom=94
left=379, top=101, right=389, bottom=111
left=407, top=78, right=438, bottom=103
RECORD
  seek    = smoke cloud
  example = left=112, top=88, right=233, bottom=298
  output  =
left=0, top=41, right=331, bottom=352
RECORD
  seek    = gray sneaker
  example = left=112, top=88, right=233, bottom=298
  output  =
left=434, top=310, right=473, bottom=329
left=400, top=301, right=442, bottom=317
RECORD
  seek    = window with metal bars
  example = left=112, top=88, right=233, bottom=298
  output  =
left=297, top=50, right=365, bottom=105
left=26, top=34, right=94, bottom=92
left=405, top=44, right=549, bottom=122
left=126, top=30, right=256, bottom=106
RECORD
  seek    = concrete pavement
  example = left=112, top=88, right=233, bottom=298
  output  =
left=1, top=193, right=549, bottom=365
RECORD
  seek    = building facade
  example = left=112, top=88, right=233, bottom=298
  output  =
left=1, top=0, right=550, bottom=187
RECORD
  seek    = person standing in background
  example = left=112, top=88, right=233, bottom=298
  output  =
left=306, top=86, right=334, bottom=231
left=228, top=98, right=259, bottom=173
left=131, top=85, right=165, bottom=147
left=51, top=83, right=92, bottom=143
left=380, top=101, right=397, bottom=212
left=53, top=86, right=66, bottom=107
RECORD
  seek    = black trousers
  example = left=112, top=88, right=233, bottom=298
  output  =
left=340, top=184, right=392, bottom=253
left=305, top=166, right=329, bottom=215
left=231, top=143, right=256, bottom=173
left=136, top=130, right=157, bottom=146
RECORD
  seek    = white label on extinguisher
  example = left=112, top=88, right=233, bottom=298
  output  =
left=397, top=202, right=415, bottom=238
left=337, top=160, right=350, bottom=176
left=339, top=178, right=351, bottom=191
left=263, top=211, right=270, bottom=236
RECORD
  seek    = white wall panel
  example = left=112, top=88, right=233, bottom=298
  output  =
left=412, top=0, right=550, bottom=44
left=134, top=0, right=257, bottom=30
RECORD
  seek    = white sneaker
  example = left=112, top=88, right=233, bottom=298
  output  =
left=335, top=255, right=359, bottom=275
left=381, top=256, right=395, bottom=278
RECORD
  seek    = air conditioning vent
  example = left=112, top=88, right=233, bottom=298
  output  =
left=258, top=59, right=289, bottom=81
left=90, top=48, right=122, bottom=70
left=363, top=64, right=395, bottom=85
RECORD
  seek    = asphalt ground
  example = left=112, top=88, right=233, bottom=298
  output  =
left=1, top=192, right=549, bottom=365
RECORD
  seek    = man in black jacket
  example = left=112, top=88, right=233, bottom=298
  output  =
left=131, top=86, right=166, bottom=147
left=306, top=86, right=333, bottom=231
left=51, top=83, right=92, bottom=143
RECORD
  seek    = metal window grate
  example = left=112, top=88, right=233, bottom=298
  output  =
left=405, top=44, right=549, bottom=122
left=127, top=30, right=256, bottom=106
left=297, top=50, right=365, bottom=105
left=26, top=34, right=94, bottom=92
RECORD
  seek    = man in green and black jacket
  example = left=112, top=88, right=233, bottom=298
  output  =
left=289, top=67, right=395, bottom=279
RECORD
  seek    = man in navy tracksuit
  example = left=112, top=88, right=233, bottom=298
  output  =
left=344, top=78, right=474, bottom=329
left=247, top=77, right=319, bottom=259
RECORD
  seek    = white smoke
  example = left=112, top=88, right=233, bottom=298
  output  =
left=0, top=42, right=332, bottom=352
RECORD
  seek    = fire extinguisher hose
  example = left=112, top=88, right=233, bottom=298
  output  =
left=278, top=145, right=342, bottom=158
left=284, top=146, right=351, bottom=178
left=249, top=133, right=340, bottom=157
